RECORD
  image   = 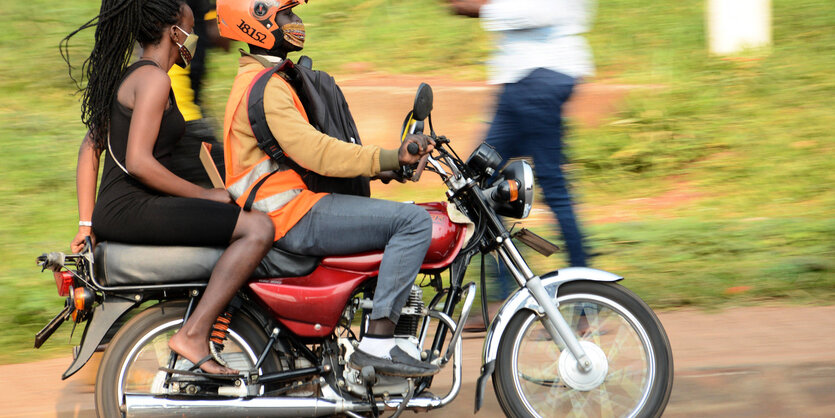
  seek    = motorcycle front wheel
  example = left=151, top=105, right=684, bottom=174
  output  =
left=94, top=301, right=279, bottom=417
left=493, top=281, right=673, bottom=418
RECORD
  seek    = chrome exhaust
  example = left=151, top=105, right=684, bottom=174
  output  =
left=124, top=394, right=446, bottom=417
left=125, top=395, right=353, bottom=417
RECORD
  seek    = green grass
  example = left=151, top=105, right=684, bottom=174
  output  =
left=0, top=0, right=833, bottom=363
left=567, top=0, right=835, bottom=308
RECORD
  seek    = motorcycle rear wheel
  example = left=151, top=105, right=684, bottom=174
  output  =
left=493, top=281, right=673, bottom=418
left=94, top=301, right=279, bottom=417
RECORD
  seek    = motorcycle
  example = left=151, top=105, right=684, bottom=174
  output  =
left=35, top=83, right=673, bottom=417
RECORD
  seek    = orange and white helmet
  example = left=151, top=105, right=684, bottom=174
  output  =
left=216, top=0, right=308, bottom=49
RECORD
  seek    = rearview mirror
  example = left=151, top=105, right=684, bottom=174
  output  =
left=412, top=83, right=433, bottom=121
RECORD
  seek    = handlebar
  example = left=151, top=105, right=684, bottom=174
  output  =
left=38, top=252, right=66, bottom=271
left=407, top=142, right=420, bottom=155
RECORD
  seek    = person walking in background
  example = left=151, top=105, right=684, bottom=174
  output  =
left=449, top=0, right=595, bottom=326
left=167, top=0, right=229, bottom=187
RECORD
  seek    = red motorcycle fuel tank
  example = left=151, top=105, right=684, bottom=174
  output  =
left=248, top=202, right=468, bottom=337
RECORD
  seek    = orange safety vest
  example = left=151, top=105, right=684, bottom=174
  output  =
left=223, top=64, right=324, bottom=241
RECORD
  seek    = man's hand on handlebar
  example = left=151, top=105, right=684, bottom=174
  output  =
left=399, top=134, right=435, bottom=165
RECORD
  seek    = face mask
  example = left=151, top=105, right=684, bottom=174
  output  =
left=174, top=26, right=198, bottom=68
left=280, top=22, right=305, bottom=48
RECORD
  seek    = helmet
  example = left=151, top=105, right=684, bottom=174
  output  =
left=216, top=0, right=307, bottom=49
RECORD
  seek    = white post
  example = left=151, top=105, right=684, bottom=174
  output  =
left=707, top=0, right=772, bottom=55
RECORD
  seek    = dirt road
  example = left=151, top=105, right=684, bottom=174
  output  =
left=3, top=305, right=834, bottom=417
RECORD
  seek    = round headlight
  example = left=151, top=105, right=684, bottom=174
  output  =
left=491, top=160, right=535, bottom=219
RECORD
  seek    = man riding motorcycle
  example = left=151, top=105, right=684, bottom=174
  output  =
left=216, top=0, right=439, bottom=377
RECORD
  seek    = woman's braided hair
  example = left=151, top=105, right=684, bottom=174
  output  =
left=61, top=0, right=186, bottom=149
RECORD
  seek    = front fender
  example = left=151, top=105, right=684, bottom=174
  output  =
left=473, top=267, right=621, bottom=412
left=62, top=297, right=138, bottom=380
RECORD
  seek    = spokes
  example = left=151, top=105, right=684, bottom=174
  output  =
left=519, top=372, right=564, bottom=388
left=126, top=332, right=177, bottom=393
left=513, top=295, right=652, bottom=418
left=122, top=325, right=256, bottom=397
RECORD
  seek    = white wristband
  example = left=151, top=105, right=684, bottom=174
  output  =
left=79, top=221, right=93, bottom=227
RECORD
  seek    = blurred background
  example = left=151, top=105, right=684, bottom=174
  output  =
left=0, top=0, right=833, bottom=415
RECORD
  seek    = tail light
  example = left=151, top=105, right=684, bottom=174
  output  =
left=53, top=271, right=73, bottom=297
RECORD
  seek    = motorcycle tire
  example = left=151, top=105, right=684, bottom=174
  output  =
left=493, top=281, right=673, bottom=418
left=94, top=300, right=279, bottom=417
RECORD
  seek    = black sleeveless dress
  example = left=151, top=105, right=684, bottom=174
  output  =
left=92, top=60, right=240, bottom=246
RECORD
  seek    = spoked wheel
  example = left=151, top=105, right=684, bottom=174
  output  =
left=94, top=301, right=279, bottom=417
left=494, top=281, right=673, bottom=418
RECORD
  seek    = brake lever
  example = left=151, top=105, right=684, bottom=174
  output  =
left=399, top=164, right=413, bottom=179
left=411, top=154, right=430, bottom=182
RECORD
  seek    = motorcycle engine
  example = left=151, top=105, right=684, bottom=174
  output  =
left=394, top=285, right=424, bottom=361
left=338, top=285, right=426, bottom=397
left=395, top=285, right=424, bottom=338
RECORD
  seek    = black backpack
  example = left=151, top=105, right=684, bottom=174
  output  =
left=246, top=57, right=371, bottom=198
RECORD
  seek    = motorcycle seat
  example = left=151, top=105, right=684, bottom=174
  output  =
left=94, top=241, right=320, bottom=287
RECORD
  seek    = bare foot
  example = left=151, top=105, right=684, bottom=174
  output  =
left=168, top=330, right=239, bottom=375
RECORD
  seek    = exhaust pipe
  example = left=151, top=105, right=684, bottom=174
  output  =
left=125, top=394, right=444, bottom=417
left=125, top=395, right=354, bottom=417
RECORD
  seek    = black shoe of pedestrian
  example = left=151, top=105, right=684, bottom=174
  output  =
left=349, top=346, right=440, bottom=377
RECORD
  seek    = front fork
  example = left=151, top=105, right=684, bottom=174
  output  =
left=495, top=237, right=591, bottom=371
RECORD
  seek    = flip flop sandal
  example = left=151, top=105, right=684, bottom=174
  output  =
left=159, top=355, right=242, bottom=381
left=158, top=366, right=243, bottom=381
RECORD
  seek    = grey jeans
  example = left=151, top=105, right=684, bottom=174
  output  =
left=274, top=194, right=433, bottom=323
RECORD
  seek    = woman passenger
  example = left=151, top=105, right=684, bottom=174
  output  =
left=64, top=0, right=273, bottom=375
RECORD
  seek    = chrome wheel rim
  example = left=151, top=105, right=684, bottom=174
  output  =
left=116, top=318, right=260, bottom=407
left=510, top=293, right=655, bottom=418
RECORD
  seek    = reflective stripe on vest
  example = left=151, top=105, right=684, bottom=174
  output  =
left=226, top=158, right=302, bottom=214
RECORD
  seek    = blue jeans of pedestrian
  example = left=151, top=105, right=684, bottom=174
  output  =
left=274, top=194, right=433, bottom=324
left=485, top=68, right=588, bottom=300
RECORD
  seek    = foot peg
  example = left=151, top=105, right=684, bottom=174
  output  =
left=361, top=365, right=377, bottom=385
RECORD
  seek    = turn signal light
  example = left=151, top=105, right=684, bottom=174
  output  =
left=73, top=287, right=95, bottom=312
left=53, top=271, right=73, bottom=297
left=506, top=180, right=519, bottom=202
left=493, top=180, right=520, bottom=203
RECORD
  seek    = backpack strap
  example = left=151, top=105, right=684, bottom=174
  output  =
left=241, top=60, right=309, bottom=211
left=246, top=60, right=296, bottom=164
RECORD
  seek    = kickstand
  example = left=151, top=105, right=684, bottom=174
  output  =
left=388, top=378, right=415, bottom=418
left=362, top=366, right=379, bottom=418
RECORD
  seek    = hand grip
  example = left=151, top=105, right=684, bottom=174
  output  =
left=39, top=252, right=66, bottom=271
left=407, top=142, right=420, bottom=155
